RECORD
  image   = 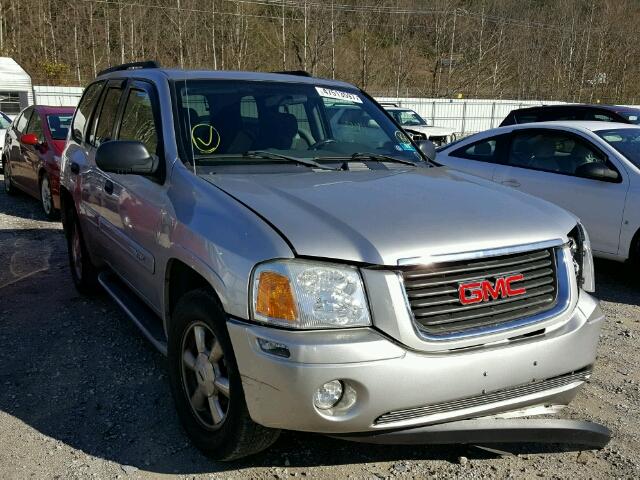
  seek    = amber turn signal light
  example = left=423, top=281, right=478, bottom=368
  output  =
left=255, top=271, right=298, bottom=322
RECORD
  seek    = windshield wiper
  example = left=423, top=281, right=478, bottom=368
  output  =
left=243, top=151, right=339, bottom=171
left=313, top=152, right=419, bottom=167
left=350, top=152, right=419, bottom=166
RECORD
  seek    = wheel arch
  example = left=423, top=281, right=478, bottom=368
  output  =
left=59, top=185, right=76, bottom=236
left=630, top=226, right=640, bottom=262
left=164, top=257, right=226, bottom=334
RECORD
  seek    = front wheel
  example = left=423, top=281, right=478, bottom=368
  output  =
left=40, top=173, right=58, bottom=220
left=168, top=289, right=280, bottom=460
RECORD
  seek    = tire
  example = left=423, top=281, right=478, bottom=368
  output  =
left=66, top=209, right=99, bottom=294
left=3, top=159, right=17, bottom=196
left=168, top=289, right=280, bottom=461
left=628, top=231, right=640, bottom=273
left=40, top=173, right=58, bottom=220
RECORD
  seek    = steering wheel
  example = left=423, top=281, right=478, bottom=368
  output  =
left=308, top=138, right=337, bottom=151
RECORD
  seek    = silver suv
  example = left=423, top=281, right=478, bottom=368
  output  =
left=59, top=62, right=609, bottom=460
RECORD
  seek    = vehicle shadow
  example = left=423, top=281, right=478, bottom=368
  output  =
left=593, top=258, right=640, bottom=306
left=0, top=233, right=606, bottom=475
left=0, top=174, right=60, bottom=224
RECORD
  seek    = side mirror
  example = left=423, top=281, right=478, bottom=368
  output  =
left=20, top=133, right=39, bottom=146
left=96, top=140, right=157, bottom=175
left=416, top=139, right=436, bottom=162
left=575, top=162, right=620, bottom=182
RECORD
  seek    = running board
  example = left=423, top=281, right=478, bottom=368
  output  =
left=331, top=419, right=611, bottom=449
left=98, top=271, right=168, bottom=356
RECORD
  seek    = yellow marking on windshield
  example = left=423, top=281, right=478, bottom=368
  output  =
left=191, top=123, right=221, bottom=154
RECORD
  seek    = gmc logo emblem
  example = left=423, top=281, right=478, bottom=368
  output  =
left=458, top=274, right=526, bottom=305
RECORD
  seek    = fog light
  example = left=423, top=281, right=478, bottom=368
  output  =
left=257, top=338, right=290, bottom=358
left=314, top=380, right=343, bottom=410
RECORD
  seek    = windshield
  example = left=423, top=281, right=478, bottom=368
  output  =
left=47, top=114, right=72, bottom=140
left=619, top=112, right=640, bottom=125
left=173, top=80, right=423, bottom=168
left=0, top=112, right=10, bottom=129
left=597, top=128, right=640, bottom=168
left=390, top=109, right=428, bottom=127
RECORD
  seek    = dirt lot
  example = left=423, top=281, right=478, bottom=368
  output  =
left=0, top=174, right=639, bottom=480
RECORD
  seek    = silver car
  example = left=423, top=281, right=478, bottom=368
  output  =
left=436, top=121, right=640, bottom=264
left=57, top=63, right=609, bottom=460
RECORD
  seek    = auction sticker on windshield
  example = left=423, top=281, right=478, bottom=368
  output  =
left=315, top=87, right=362, bottom=103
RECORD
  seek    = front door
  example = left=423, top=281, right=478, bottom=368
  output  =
left=20, top=110, right=46, bottom=197
left=98, top=80, right=165, bottom=311
left=493, top=128, right=628, bottom=255
left=7, top=108, right=32, bottom=190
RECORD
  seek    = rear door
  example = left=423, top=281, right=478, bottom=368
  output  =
left=98, top=80, right=165, bottom=310
left=84, top=80, right=126, bottom=255
left=493, top=128, right=628, bottom=255
left=66, top=80, right=106, bottom=251
left=437, top=134, right=509, bottom=181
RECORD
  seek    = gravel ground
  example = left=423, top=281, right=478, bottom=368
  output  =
left=1, top=173, right=639, bottom=480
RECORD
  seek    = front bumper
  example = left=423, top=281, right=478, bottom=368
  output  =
left=228, top=291, right=604, bottom=434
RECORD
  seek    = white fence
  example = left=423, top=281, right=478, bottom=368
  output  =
left=33, top=85, right=83, bottom=107
left=27, top=85, right=638, bottom=137
left=375, top=96, right=640, bottom=136
left=375, top=97, right=567, bottom=136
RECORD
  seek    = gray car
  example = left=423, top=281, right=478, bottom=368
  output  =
left=56, top=62, right=609, bottom=460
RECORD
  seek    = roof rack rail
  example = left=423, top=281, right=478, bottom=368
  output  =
left=98, top=61, right=161, bottom=77
left=270, top=70, right=312, bottom=77
left=379, top=102, right=399, bottom=107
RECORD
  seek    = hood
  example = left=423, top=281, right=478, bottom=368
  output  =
left=406, top=125, right=456, bottom=137
left=203, top=167, right=576, bottom=266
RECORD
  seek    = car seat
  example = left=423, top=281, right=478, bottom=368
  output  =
left=528, top=139, right=559, bottom=171
left=255, top=111, right=298, bottom=150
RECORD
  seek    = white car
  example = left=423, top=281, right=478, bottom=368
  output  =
left=0, top=111, right=11, bottom=171
left=436, top=121, right=640, bottom=264
left=383, top=105, right=456, bottom=146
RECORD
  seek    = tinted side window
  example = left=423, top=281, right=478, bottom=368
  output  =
left=15, top=110, right=31, bottom=134
left=118, top=88, right=158, bottom=154
left=583, top=110, right=615, bottom=122
left=91, top=87, right=123, bottom=147
left=451, top=137, right=499, bottom=163
left=546, top=108, right=580, bottom=121
left=508, top=130, right=606, bottom=175
left=513, top=112, right=540, bottom=124
left=26, top=112, right=44, bottom=142
left=72, top=82, right=103, bottom=143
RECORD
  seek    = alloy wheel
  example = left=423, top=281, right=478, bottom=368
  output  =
left=181, top=322, right=230, bottom=429
left=41, top=176, right=52, bottom=215
left=71, top=226, right=83, bottom=280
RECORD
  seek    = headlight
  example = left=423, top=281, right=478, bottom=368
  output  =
left=251, top=260, right=371, bottom=329
left=568, top=222, right=595, bottom=292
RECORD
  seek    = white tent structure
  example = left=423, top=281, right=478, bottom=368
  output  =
left=0, top=57, right=34, bottom=117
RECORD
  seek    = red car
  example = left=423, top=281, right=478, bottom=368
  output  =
left=2, top=105, right=75, bottom=218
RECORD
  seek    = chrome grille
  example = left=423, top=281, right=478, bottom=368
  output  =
left=401, top=248, right=558, bottom=337
left=375, top=368, right=591, bottom=426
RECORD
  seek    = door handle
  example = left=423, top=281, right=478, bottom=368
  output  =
left=501, top=179, right=521, bottom=187
left=104, top=180, right=114, bottom=195
left=70, top=162, right=80, bottom=174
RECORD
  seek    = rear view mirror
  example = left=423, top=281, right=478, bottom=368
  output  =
left=20, top=133, right=39, bottom=146
left=575, top=162, right=620, bottom=182
left=416, top=139, right=436, bottom=162
left=96, top=140, right=157, bottom=175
